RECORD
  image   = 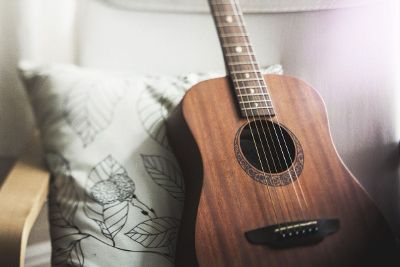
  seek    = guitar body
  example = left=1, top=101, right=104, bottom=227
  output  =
left=167, top=74, right=398, bottom=267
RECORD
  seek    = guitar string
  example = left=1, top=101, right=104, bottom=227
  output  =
left=225, top=0, right=299, bottom=224
left=215, top=0, right=294, bottom=227
left=215, top=0, right=295, bottom=223
left=232, top=0, right=310, bottom=214
left=210, top=0, right=284, bottom=225
left=230, top=0, right=307, bottom=216
left=213, top=1, right=293, bottom=226
left=231, top=0, right=309, bottom=220
left=211, top=0, right=284, bottom=225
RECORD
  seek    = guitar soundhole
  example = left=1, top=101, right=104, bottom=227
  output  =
left=234, top=120, right=304, bottom=186
left=240, top=120, right=295, bottom=173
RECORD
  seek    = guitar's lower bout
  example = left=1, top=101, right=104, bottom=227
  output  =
left=166, top=74, right=399, bottom=267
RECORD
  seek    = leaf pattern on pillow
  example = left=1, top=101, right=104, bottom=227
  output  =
left=49, top=181, right=88, bottom=267
left=91, top=201, right=130, bottom=244
left=52, top=229, right=87, bottom=267
left=125, top=217, right=180, bottom=262
left=137, top=85, right=174, bottom=149
left=137, top=75, right=204, bottom=149
left=141, top=154, right=184, bottom=202
left=46, top=152, right=181, bottom=266
left=126, top=217, right=179, bottom=248
left=46, top=152, right=80, bottom=226
left=63, top=78, right=127, bottom=147
left=84, top=155, right=156, bottom=246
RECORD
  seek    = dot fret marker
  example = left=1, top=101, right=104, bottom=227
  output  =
left=210, top=0, right=275, bottom=117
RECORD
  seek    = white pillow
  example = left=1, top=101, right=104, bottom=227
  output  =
left=19, top=63, right=283, bottom=267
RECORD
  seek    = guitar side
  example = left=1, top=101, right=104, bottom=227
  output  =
left=166, top=74, right=398, bottom=267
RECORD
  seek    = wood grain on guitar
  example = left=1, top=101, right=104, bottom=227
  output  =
left=167, top=0, right=399, bottom=266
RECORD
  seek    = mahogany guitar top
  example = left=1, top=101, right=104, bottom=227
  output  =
left=167, top=74, right=398, bottom=267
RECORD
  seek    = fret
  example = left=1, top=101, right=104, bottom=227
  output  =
left=223, top=44, right=251, bottom=51
left=225, top=55, right=255, bottom=61
left=213, top=4, right=239, bottom=13
left=226, top=52, right=255, bottom=57
left=242, top=110, right=274, bottom=116
left=217, top=23, right=243, bottom=28
left=227, top=61, right=258, bottom=66
left=213, top=11, right=238, bottom=16
left=236, top=89, right=270, bottom=97
left=241, top=106, right=274, bottom=111
left=225, top=49, right=253, bottom=56
left=233, top=78, right=264, bottom=83
left=209, top=0, right=234, bottom=5
left=239, top=99, right=272, bottom=104
left=224, top=45, right=252, bottom=53
left=219, top=36, right=249, bottom=42
left=236, top=86, right=268, bottom=91
left=230, top=70, right=260, bottom=74
left=234, top=81, right=267, bottom=88
left=238, top=93, right=269, bottom=97
left=241, top=104, right=272, bottom=110
left=209, top=0, right=233, bottom=6
left=230, top=73, right=263, bottom=81
left=228, top=65, right=260, bottom=72
left=237, top=91, right=270, bottom=99
left=240, top=103, right=272, bottom=112
left=231, top=73, right=262, bottom=80
left=229, top=71, right=260, bottom=79
left=220, top=33, right=248, bottom=38
left=231, top=71, right=260, bottom=77
left=222, top=43, right=250, bottom=48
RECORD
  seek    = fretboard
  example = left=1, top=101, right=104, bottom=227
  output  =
left=208, top=0, right=275, bottom=117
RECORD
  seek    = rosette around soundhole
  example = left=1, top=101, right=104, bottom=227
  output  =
left=234, top=120, right=304, bottom=187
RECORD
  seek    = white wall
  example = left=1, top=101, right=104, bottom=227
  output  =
left=0, top=0, right=77, bottom=157
left=0, top=0, right=33, bottom=156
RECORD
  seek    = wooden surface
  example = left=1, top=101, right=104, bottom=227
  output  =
left=0, top=133, right=50, bottom=267
left=167, top=74, right=398, bottom=267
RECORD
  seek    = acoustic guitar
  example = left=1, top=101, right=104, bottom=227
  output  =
left=166, top=0, right=398, bottom=266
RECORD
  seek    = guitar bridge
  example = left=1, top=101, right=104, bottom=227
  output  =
left=245, top=219, right=340, bottom=249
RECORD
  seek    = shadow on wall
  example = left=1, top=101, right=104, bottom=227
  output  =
left=346, top=142, right=400, bottom=236
left=0, top=0, right=77, bottom=157
left=280, top=2, right=400, bottom=235
left=0, top=0, right=34, bottom=157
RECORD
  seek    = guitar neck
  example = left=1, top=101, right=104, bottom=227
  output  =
left=208, top=0, right=275, bottom=117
